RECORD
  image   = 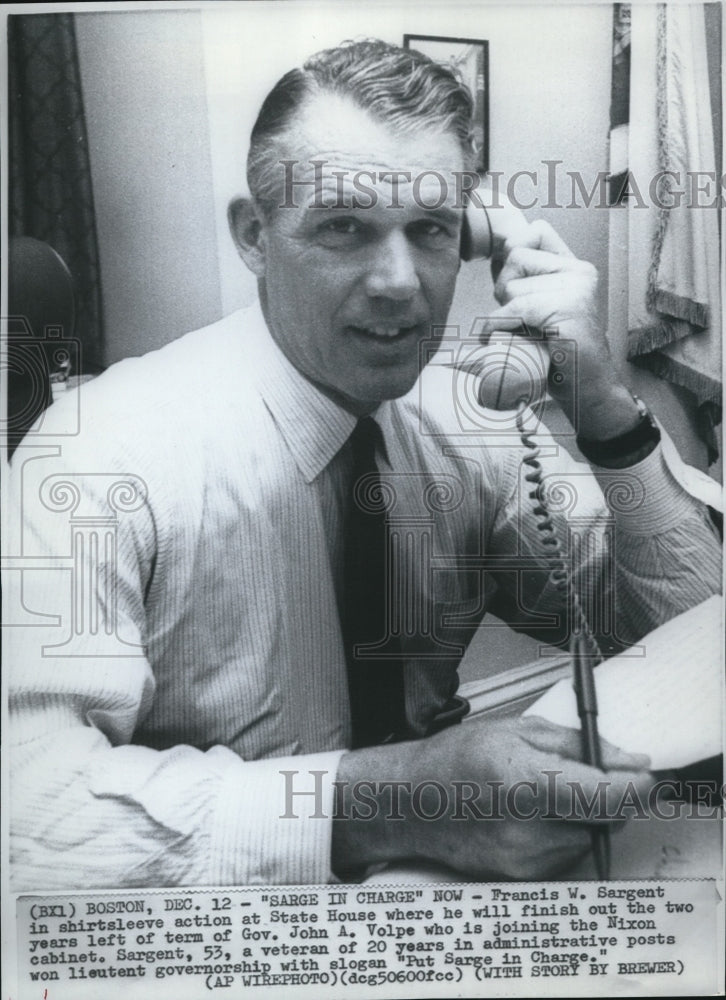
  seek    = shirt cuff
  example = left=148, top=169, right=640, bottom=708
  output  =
left=590, top=434, right=709, bottom=535
left=210, top=748, right=346, bottom=886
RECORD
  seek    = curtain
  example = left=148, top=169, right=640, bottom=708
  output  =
left=8, top=12, right=104, bottom=369
left=608, top=3, right=631, bottom=206
left=612, top=3, right=722, bottom=464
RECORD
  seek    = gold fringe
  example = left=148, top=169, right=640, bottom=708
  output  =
left=653, top=289, right=709, bottom=328
left=627, top=319, right=693, bottom=357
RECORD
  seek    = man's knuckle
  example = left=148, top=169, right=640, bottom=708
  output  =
left=493, top=277, right=507, bottom=301
left=530, top=218, right=551, bottom=237
left=578, top=260, right=598, bottom=283
left=506, top=246, right=528, bottom=268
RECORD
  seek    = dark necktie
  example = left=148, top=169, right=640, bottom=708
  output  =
left=342, top=417, right=406, bottom=748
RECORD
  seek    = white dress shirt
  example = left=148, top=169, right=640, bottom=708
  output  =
left=8, top=301, right=720, bottom=890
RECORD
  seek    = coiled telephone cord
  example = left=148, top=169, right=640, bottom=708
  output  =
left=515, top=400, right=603, bottom=665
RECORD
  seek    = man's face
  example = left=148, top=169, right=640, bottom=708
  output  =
left=253, top=92, right=466, bottom=414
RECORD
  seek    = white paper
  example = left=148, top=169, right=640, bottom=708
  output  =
left=524, top=596, right=723, bottom=770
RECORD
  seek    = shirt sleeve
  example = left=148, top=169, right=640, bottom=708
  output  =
left=485, top=421, right=721, bottom=651
left=8, top=426, right=344, bottom=892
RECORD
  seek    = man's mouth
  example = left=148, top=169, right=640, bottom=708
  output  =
left=348, top=323, right=419, bottom=341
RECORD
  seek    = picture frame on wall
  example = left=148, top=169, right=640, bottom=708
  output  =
left=403, top=33, right=489, bottom=172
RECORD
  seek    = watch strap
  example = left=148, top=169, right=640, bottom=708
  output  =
left=577, top=396, right=661, bottom=464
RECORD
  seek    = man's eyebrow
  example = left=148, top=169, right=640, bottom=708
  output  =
left=417, top=206, right=461, bottom=225
left=293, top=178, right=465, bottom=220
left=297, top=178, right=367, bottom=210
left=300, top=199, right=367, bottom=215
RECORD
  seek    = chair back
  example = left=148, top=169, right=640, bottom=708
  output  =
left=6, top=236, right=75, bottom=457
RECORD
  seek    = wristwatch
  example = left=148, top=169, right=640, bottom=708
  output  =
left=577, top=395, right=661, bottom=466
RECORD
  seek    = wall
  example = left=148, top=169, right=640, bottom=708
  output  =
left=75, top=10, right=222, bottom=365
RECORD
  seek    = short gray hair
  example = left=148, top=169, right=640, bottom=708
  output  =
left=247, top=38, right=476, bottom=217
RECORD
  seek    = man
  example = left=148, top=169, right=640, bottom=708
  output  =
left=8, top=39, right=720, bottom=890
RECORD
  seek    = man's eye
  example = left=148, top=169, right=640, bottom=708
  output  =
left=316, top=218, right=364, bottom=246
left=409, top=220, right=456, bottom=245
left=325, top=219, right=359, bottom=234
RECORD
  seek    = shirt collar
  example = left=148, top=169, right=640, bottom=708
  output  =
left=241, top=299, right=359, bottom=483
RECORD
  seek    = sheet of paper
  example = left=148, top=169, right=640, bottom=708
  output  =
left=524, top=596, right=723, bottom=770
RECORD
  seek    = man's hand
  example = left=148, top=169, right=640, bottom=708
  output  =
left=331, top=714, right=654, bottom=881
left=484, top=220, right=642, bottom=441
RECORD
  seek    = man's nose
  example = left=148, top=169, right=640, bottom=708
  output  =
left=364, top=231, right=420, bottom=301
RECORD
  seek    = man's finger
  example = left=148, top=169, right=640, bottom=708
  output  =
left=495, top=759, right=652, bottom=825
left=495, top=271, right=579, bottom=306
left=599, top=737, right=652, bottom=772
left=520, top=714, right=652, bottom=771
left=496, top=246, right=575, bottom=285
left=490, top=220, right=575, bottom=284
left=501, top=218, right=575, bottom=258
left=544, top=765, right=655, bottom=824
left=479, top=296, right=561, bottom=340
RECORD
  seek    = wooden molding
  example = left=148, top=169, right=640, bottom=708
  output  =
left=460, top=654, right=573, bottom=718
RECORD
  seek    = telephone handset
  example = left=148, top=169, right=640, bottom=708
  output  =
left=459, top=189, right=551, bottom=412
left=458, top=184, right=600, bottom=649
left=456, top=186, right=593, bottom=634
left=460, top=189, right=607, bottom=875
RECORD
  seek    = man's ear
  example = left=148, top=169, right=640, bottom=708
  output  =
left=228, top=197, right=268, bottom=277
